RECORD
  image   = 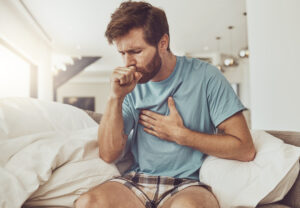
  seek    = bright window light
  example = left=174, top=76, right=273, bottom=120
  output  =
left=0, top=44, right=30, bottom=98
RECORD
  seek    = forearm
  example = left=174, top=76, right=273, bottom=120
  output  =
left=98, top=96, right=126, bottom=163
left=176, top=127, right=255, bottom=161
left=140, top=102, right=255, bottom=161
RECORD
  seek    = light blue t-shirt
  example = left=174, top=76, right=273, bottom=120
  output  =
left=122, top=56, right=245, bottom=180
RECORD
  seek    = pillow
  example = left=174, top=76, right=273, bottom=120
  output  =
left=24, top=158, right=120, bottom=207
left=0, top=97, right=97, bottom=139
left=199, top=130, right=300, bottom=208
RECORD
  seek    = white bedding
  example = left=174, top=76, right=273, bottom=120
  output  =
left=0, top=98, right=120, bottom=208
left=0, top=127, right=120, bottom=208
left=1, top=97, right=299, bottom=208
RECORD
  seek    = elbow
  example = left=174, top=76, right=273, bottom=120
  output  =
left=99, top=151, right=116, bottom=163
left=240, top=145, right=256, bottom=162
left=97, top=136, right=117, bottom=163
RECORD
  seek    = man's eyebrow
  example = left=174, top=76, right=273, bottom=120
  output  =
left=118, top=48, right=143, bottom=53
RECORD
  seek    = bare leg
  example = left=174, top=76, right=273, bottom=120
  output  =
left=75, top=181, right=145, bottom=208
left=160, top=186, right=219, bottom=208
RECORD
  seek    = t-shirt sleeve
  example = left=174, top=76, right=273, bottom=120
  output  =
left=122, top=95, right=135, bottom=136
left=206, top=64, right=246, bottom=127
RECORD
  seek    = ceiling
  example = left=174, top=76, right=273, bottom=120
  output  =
left=19, top=0, right=248, bottom=73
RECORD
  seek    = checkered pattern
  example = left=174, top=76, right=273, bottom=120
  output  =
left=109, top=171, right=209, bottom=208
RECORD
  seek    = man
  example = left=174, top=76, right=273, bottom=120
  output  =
left=75, top=1, right=256, bottom=208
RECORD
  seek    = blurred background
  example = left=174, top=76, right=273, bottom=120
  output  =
left=0, top=0, right=299, bottom=131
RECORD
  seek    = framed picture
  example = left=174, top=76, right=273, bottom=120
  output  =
left=63, top=96, right=95, bottom=111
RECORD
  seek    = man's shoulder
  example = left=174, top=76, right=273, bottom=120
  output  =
left=179, top=56, right=220, bottom=79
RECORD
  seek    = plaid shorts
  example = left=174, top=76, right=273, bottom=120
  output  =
left=108, top=171, right=210, bottom=208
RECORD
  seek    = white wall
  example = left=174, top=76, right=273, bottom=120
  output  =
left=57, top=81, right=110, bottom=113
left=247, top=0, right=300, bottom=131
left=0, top=0, right=52, bottom=101
left=223, top=59, right=250, bottom=109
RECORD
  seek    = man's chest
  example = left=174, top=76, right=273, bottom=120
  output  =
left=131, top=84, right=214, bottom=133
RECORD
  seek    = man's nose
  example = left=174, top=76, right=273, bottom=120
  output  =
left=124, top=54, right=136, bottom=67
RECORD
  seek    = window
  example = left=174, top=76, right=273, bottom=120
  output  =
left=0, top=41, right=37, bottom=98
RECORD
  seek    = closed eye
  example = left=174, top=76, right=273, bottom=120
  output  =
left=129, top=50, right=142, bottom=54
left=118, top=49, right=142, bottom=56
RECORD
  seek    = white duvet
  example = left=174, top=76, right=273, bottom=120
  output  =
left=0, top=98, right=120, bottom=208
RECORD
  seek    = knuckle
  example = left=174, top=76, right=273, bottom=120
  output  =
left=126, top=71, right=133, bottom=78
left=125, top=72, right=131, bottom=78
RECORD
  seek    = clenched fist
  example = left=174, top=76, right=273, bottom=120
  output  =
left=110, top=66, right=142, bottom=99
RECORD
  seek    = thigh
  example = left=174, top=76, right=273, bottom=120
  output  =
left=159, top=186, right=219, bottom=208
left=75, top=181, right=145, bottom=208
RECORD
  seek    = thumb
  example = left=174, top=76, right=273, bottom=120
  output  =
left=134, top=72, right=143, bottom=82
left=168, top=97, right=178, bottom=115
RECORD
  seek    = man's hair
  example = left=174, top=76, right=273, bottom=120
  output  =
left=105, top=1, right=170, bottom=51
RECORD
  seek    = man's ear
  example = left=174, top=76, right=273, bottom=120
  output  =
left=158, top=34, right=169, bottom=52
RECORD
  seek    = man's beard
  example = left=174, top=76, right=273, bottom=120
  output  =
left=137, top=48, right=162, bottom=84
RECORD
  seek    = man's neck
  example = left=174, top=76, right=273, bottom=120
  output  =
left=151, top=52, right=177, bottom=82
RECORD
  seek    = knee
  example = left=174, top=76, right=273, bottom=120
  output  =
left=74, top=192, right=108, bottom=208
left=168, top=194, right=219, bottom=208
left=169, top=197, right=200, bottom=208
left=74, top=193, right=96, bottom=208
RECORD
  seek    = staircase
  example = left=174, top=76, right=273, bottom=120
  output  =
left=53, top=56, right=101, bottom=101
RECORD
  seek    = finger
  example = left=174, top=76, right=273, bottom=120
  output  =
left=116, top=66, right=136, bottom=72
left=113, top=69, right=134, bottom=85
left=114, top=69, right=130, bottom=77
left=123, top=68, right=135, bottom=83
left=139, top=120, right=154, bottom=130
left=115, top=69, right=134, bottom=84
left=139, top=115, right=156, bottom=125
left=168, top=97, right=179, bottom=115
left=141, top=110, right=163, bottom=120
left=111, top=71, right=124, bottom=83
left=128, top=66, right=136, bottom=72
left=119, top=74, right=128, bottom=85
left=113, top=70, right=128, bottom=84
left=143, top=127, right=159, bottom=137
left=114, top=66, right=135, bottom=76
left=117, top=69, right=135, bottom=80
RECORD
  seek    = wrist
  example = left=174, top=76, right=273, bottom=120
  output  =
left=107, top=95, right=125, bottom=109
left=174, top=126, right=189, bottom=146
left=109, top=94, right=125, bottom=101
